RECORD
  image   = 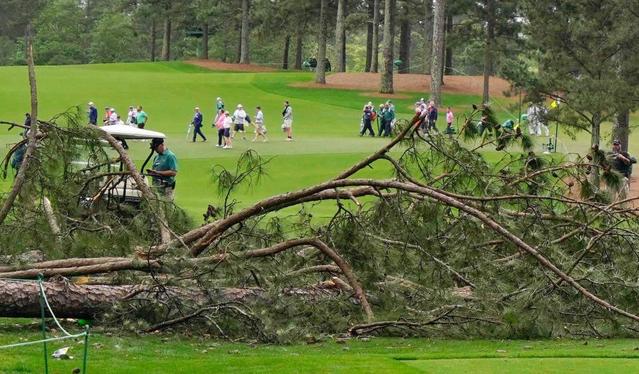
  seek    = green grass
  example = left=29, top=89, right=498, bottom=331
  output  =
left=0, top=61, right=634, bottom=221
left=1, top=327, right=639, bottom=373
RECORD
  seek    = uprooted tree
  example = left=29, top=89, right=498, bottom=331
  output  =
left=2, top=32, right=639, bottom=340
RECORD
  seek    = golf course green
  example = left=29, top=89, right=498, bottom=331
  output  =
left=0, top=61, right=572, bottom=220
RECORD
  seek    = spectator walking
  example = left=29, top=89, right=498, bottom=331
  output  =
left=282, top=100, right=293, bottom=141
left=222, top=111, right=233, bottom=149
left=136, top=106, right=149, bottom=129
left=360, top=103, right=375, bottom=137
left=232, top=104, right=247, bottom=139
left=445, top=107, right=454, bottom=135
left=127, top=106, right=138, bottom=126
left=103, top=107, right=112, bottom=125
left=252, top=106, right=268, bottom=142
left=380, top=103, right=395, bottom=137
left=147, top=138, right=178, bottom=201
left=215, top=109, right=225, bottom=147
left=191, top=107, right=207, bottom=142
left=107, top=108, right=118, bottom=126
left=427, top=101, right=439, bottom=133
left=214, top=97, right=225, bottom=124
left=88, top=102, right=98, bottom=125
left=377, top=104, right=385, bottom=136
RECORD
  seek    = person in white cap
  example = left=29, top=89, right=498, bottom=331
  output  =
left=108, top=108, right=118, bottom=126
left=282, top=100, right=293, bottom=141
left=232, top=104, right=247, bottom=140
left=191, top=106, right=207, bottom=142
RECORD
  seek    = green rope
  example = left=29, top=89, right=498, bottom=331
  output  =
left=0, top=275, right=90, bottom=373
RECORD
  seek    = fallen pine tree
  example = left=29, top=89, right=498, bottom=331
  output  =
left=2, top=94, right=639, bottom=340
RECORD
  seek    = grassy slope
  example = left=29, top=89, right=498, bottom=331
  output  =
left=1, top=330, right=639, bottom=373
left=0, top=62, right=490, bottom=220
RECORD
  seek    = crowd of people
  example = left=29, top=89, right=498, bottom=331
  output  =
left=360, top=98, right=457, bottom=138
left=360, top=100, right=396, bottom=137
left=88, top=102, right=149, bottom=129
left=73, top=96, right=637, bottom=202
left=191, top=98, right=294, bottom=149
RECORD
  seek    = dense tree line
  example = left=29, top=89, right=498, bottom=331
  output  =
left=1, top=0, right=638, bottom=139
left=0, top=0, right=523, bottom=77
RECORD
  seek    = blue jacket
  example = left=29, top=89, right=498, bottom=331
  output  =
left=193, top=112, right=203, bottom=127
left=89, top=107, right=98, bottom=124
left=428, top=107, right=438, bottom=121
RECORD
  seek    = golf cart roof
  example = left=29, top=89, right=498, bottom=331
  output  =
left=100, top=125, right=166, bottom=140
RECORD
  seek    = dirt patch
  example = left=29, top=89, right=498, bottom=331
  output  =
left=186, top=59, right=276, bottom=72
left=294, top=73, right=513, bottom=98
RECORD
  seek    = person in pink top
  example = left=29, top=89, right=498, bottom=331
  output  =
left=214, top=109, right=225, bottom=147
left=446, top=107, right=454, bottom=135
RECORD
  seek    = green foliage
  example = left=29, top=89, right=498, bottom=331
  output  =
left=90, top=14, right=142, bottom=63
left=35, top=0, right=88, bottom=65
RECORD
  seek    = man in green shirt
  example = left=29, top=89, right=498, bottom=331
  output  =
left=136, top=106, right=149, bottom=129
left=146, top=138, right=178, bottom=201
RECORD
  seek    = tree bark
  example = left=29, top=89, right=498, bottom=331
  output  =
left=239, top=0, right=250, bottom=64
left=380, top=0, right=395, bottom=93
left=315, top=0, right=328, bottom=84
left=282, top=35, right=290, bottom=69
left=482, top=0, right=495, bottom=104
left=0, top=23, right=38, bottom=226
left=431, top=0, right=446, bottom=106
left=398, top=15, right=411, bottom=74
left=444, top=14, right=453, bottom=75
left=371, top=0, right=380, bottom=73
left=201, top=22, right=209, bottom=59
left=423, top=0, right=433, bottom=74
left=294, top=33, right=303, bottom=70
left=0, top=279, right=258, bottom=318
left=161, top=17, right=171, bottom=61
left=150, top=18, right=157, bottom=62
left=613, top=109, right=630, bottom=152
left=365, top=0, right=374, bottom=72
left=335, top=0, right=346, bottom=72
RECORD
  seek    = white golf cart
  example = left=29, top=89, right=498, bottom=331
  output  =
left=80, top=125, right=166, bottom=209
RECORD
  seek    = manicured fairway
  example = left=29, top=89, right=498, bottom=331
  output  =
left=1, top=61, right=621, bottom=221
left=1, top=328, right=639, bottom=373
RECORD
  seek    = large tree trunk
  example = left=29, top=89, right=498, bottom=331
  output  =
left=371, top=0, right=380, bottom=73
left=431, top=0, right=446, bottom=106
left=423, top=0, right=433, bottom=74
left=282, top=34, right=290, bottom=69
left=240, top=0, right=250, bottom=64
left=482, top=0, right=495, bottom=104
left=0, top=279, right=258, bottom=319
left=201, top=22, right=209, bottom=59
left=335, top=0, right=346, bottom=72
left=161, top=17, right=171, bottom=61
left=365, top=0, right=374, bottom=72
left=150, top=18, right=157, bottom=62
left=614, top=111, right=630, bottom=153
left=235, top=16, right=241, bottom=63
left=398, top=16, right=410, bottom=74
left=444, top=14, right=453, bottom=75
left=294, top=33, right=303, bottom=70
left=315, top=0, right=328, bottom=84
left=380, top=0, right=395, bottom=93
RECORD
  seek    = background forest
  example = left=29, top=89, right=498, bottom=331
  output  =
left=0, top=0, right=519, bottom=78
